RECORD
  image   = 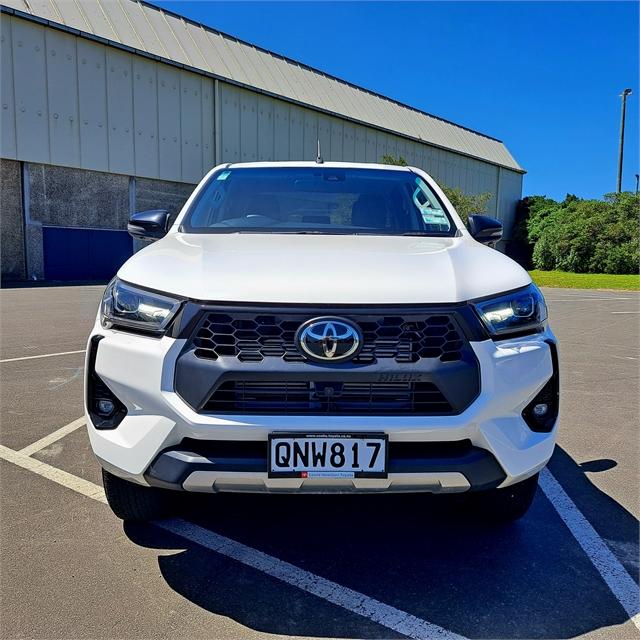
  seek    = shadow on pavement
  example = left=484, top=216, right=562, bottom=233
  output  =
left=124, top=445, right=638, bottom=639
left=548, top=447, right=639, bottom=582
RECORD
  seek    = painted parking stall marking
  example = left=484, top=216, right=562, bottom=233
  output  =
left=19, top=417, right=86, bottom=456
left=0, top=349, right=86, bottom=363
left=158, top=519, right=466, bottom=640
left=1, top=428, right=639, bottom=636
left=0, top=442, right=464, bottom=640
left=539, top=469, right=640, bottom=630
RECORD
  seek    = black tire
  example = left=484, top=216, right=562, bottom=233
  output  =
left=102, top=468, right=175, bottom=522
left=469, top=473, right=539, bottom=523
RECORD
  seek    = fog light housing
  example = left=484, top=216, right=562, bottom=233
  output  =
left=96, top=399, right=115, bottom=416
left=533, top=403, right=548, bottom=418
left=522, top=341, right=559, bottom=433
left=86, top=336, right=127, bottom=429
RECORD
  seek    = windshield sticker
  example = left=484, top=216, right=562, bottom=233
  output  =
left=421, top=210, right=449, bottom=225
left=216, top=171, right=231, bottom=181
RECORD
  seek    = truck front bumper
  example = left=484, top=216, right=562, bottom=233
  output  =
left=86, top=324, right=558, bottom=493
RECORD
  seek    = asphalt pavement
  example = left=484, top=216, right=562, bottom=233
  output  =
left=1, top=284, right=638, bottom=639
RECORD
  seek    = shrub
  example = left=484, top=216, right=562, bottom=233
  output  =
left=526, top=192, right=639, bottom=275
left=440, top=187, right=492, bottom=223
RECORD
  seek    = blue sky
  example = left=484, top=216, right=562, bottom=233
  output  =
left=156, top=1, right=638, bottom=200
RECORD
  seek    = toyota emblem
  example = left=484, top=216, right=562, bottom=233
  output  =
left=296, top=317, right=362, bottom=363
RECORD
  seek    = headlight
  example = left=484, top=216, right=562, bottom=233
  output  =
left=473, top=284, right=547, bottom=337
left=101, top=278, right=182, bottom=334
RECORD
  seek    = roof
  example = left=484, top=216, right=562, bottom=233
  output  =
left=0, top=0, right=523, bottom=172
left=224, top=161, right=412, bottom=171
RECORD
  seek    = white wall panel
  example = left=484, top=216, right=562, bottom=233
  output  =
left=133, top=57, right=159, bottom=178
left=364, top=128, right=376, bottom=163
left=288, top=105, right=304, bottom=160
left=302, top=110, right=318, bottom=161
left=257, top=95, right=274, bottom=161
left=239, top=89, right=258, bottom=162
left=2, top=15, right=215, bottom=183
left=45, top=29, right=81, bottom=167
left=342, top=122, right=355, bottom=162
left=201, top=77, right=215, bottom=173
left=180, top=72, right=203, bottom=182
left=330, top=118, right=343, bottom=161
left=1, top=16, right=17, bottom=159
left=317, top=114, right=331, bottom=161
left=273, top=100, right=290, bottom=161
left=354, top=126, right=366, bottom=162
left=157, top=65, right=181, bottom=179
left=77, top=39, right=108, bottom=170
left=106, top=48, right=134, bottom=174
left=219, top=83, right=241, bottom=162
left=11, top=18, right=49, bottom=162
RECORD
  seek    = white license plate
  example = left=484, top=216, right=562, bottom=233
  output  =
left=268, top=433, right=387, bottom=478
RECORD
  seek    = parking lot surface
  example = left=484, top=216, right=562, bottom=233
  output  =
left=1, top=285, right=638, bottom=639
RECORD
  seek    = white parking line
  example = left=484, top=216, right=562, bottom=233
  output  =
left=2, top=437, right=638, bottom=635
left=0, top=444, right=464, bottom=640
left=0, top=445, right=107, bottom=503
left=539, top=469, right=640, bottom=630
left=19, top=417, right=86, bottom=457
left=0, top=349, right=86, bottom=363
left=610, top=311, right=640, bottom=314
left=159, top=518, right=465, bottom=640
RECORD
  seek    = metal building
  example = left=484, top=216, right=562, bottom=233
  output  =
left=0, top=0, right=524, bottom=282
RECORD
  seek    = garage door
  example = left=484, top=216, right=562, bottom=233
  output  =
left=43, top=227, right=133, bottom=281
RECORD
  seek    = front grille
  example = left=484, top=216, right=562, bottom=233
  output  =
left=202, top=380, right=453, bottom=415
left=191, top=312, right=465, bottom=364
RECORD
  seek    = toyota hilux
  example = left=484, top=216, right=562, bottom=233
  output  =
left=86, top=161, right=559, bottom=522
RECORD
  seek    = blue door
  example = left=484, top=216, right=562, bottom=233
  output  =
left=43, top=227, right=133, bottom=281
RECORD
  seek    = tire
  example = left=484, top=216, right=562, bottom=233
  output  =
left=102, top=468, right=175, bottom=522
left=469, top=473, right=539, bottom=523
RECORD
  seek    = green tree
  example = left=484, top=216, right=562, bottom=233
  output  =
left=527, top=192, right=640, bottom=274
left=380, top=154, right=408, bottom=166
left=440, top=187, right=492, bottom=223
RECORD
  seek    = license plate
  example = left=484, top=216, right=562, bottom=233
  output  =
left=268, top=433, right=388, bottom=478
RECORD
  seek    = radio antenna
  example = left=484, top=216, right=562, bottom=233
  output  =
left=316, top=139, right=324, bottom=164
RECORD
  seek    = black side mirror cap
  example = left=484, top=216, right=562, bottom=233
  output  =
left=467, top=214, right=503, bottom=246
left=128, top=210, right=170, bottom=241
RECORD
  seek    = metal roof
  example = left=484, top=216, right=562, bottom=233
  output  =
left=0, top=0, right=523, bottom=172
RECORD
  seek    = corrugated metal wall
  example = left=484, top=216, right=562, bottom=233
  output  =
left=0, top=13, right=522, bottom=222
left=0, top=0, right=522, bottom=171
left=217, top=83, right=507, bottom=216
left=1, top=15, right=214, bottom=184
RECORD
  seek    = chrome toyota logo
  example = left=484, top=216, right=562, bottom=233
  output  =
left=296, top=317, right=362, bottom=363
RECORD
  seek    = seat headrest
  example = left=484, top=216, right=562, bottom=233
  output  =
left=352, top=194, right=388, bottom=228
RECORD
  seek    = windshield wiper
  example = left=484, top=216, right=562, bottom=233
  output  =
left=400, top=231, right=433, bottom=236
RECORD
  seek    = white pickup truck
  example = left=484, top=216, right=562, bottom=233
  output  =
left=85, top=162, right=558, bottom=522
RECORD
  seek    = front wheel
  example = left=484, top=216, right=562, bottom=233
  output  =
left=469, top=473, right=539, bottom=523
left=102, top=469, right=175, bottom=522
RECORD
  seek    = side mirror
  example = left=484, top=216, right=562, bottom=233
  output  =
left=467, top=214, right=503, bottom=246
left=127, top=210, right=170, bottom=241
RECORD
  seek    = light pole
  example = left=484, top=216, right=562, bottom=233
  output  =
left=617, top=88, right=632, bottom=193
left=636, top=174, right=639, bottom=195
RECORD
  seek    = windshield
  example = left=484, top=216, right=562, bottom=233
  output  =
left=181, top=167, right=454, bottom=236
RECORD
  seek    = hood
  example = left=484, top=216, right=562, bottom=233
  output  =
left=118, top=233, right=530, bottom=304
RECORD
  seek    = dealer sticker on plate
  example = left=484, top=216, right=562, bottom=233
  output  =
left=268, top=433, right=387, bottom=478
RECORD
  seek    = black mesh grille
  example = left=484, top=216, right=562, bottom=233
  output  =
left=202, top=380, right=453, bottom=415
left=191, top=313, right=465, bottom=364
